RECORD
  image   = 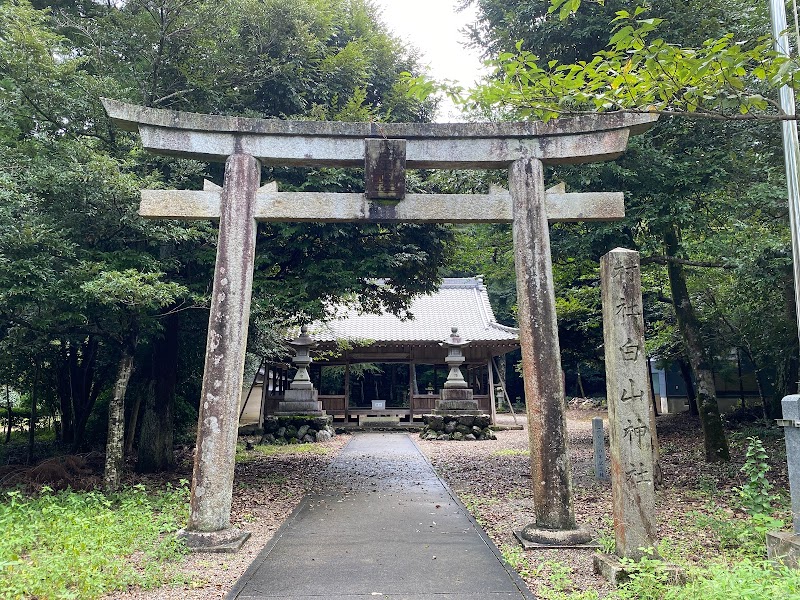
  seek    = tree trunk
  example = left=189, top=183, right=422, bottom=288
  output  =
left=5, top=385, right=12, bottom=444
left=772, top=352, right=799, bottom=419
left=56, top=345, right=75, bottom=445
left=754, top=369, right=768, bottom=421
left=124, top=386, right=143, bottom=455
left=735, top=347, right=746, bottom=411
left=104, top=349, right=134, bottom=492
left=647, top=358, right=659, bottom=416
left=27, top=363, right=39, bottom=465
left=770, top=281, right=799, bottom=419
left=57, top=337, right=104, bottom=452
left=137, top=312, right=178, bottom=473
left=737, top=345, right=768, bottom=420
left=576, top=363, right=586, bottom=398
left=678, top=358, right=699, bottom=416
left=665, top=227, right=730, bottom=462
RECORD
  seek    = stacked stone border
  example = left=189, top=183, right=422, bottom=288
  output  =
left=260, top=415, right=336, bottom=445
left=419, top=414, right=496, bottom=441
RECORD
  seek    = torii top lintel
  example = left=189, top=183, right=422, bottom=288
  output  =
left=102, top=99, right=657, bottom=169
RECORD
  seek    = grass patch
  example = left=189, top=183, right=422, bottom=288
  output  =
left=253, top=443, right=328, bottom=456
left=459, top=492, right=500, bottom=526
left=535, top=555, right=800, bottom=600
left=499, top=543, right=532, bottom=578
left=236, top=442, right=329, bottom=463
left=0, top=482, right=189, bottom=599
left=492, top=448, right=530, bottom=457
left=669, top=559, right=800, bottom=599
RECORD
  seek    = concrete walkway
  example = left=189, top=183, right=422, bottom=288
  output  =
left=227, top=432, right=535, bottom=600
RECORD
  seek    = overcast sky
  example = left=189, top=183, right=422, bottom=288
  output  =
left=371, top=0, right=486, bottom=121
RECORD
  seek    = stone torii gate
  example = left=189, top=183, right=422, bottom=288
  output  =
left=102, top=99, right=657, bottom=551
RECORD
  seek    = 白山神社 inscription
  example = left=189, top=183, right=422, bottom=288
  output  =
left=600, top=248, right=659, bottom=560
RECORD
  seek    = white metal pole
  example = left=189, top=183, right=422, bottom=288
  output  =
left=770, top=0, right=800, bottom=345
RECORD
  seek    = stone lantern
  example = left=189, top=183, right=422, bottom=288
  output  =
left=288, top=325, right=314, bottom=390
left=442, top=327, right=469, bottom=388
left=436, top=327, right=478, bottom=414
left=276, top=325, right=324, bottom=415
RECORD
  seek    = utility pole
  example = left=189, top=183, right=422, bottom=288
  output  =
left=770, top=0, right=800, bottom=345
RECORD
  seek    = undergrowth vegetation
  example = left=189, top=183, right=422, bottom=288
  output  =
left=235, top=441, right=330, bottom=463
left=0, top=482, right=189, bottom=599
left=440, top=418, right=799, bottom=600
left=533, top=434, right=799, bottom=600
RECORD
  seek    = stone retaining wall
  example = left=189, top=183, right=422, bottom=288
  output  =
left=260, top=415, right=336, bottom=445
left=419, top=414, right=496, bottom=441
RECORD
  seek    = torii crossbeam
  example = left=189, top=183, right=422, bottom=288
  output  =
left=103, top=99, right=657, bottom=551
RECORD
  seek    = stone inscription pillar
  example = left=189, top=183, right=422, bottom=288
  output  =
left=600, top=248, right=658, bottom=559
left=782, top=396, right=800, bottom=534
left=766, top=395, right=800, bottom=566
left=592, top=417, right=609, bottom=482
left=181, top=153, right=260, bottom=551
left=511, top=158, right=580, bottom=535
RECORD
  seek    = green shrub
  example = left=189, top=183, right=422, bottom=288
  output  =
left=665, top=559, right=800, bottom=600
left=692, top=508, right=784, bottom=559
left=612, top=548, right=670, bottom=599
left=0, top=482, right=188, bottom=599
left=737, top=436, right=777, bottom=517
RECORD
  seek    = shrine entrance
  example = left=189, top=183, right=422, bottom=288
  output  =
left=102, top=98, right=657, bottom=550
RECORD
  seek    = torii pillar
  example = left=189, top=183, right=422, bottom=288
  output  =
left=102, top=98, right=657, bottom=550
left=182, top=154, right=260, bottom=551
left=511, top=158, right=584, bottom=539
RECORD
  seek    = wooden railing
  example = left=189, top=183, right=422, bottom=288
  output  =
left=411, top=395, right=437, bottom=414
left=475, top=394, right=491, bottom=413
left=319, top=395, right=346, bottom=413
left=265, top=393, right=493, bottom=422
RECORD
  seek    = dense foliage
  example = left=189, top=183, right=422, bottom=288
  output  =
left=0, top=483, right=188, bottom=599
left=0, top=0, right=449, bottom=469
left=444, top=0, right=799, bottom=460
left=3, top=0, right=798, bottom=474
left=460, top=0, right=791, bottom=120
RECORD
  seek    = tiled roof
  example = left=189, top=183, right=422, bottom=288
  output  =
left=309, top=277, right=519, bottom=345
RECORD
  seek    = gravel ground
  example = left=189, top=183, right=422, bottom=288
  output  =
left=417, top=410, right=617, bottom=598
left=105, top=408, right=788, bottom=599
left=417, top=409, right=789, bottom=599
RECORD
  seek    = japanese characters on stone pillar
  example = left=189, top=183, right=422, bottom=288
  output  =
left=593, top=417, right=609, bottom=482
left=600, top=248, right=658, bottom=560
